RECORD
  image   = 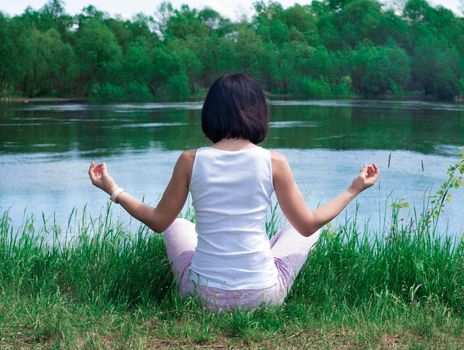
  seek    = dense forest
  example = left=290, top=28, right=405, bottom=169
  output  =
left=0, top=0, right=463, bottom=101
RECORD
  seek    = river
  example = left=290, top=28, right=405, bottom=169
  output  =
left=1, top=100, right=463, bottom=236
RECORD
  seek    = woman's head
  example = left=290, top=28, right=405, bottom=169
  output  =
left=201, top=73, right=269, bottom=144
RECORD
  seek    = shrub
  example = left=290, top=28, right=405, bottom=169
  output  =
left=163, top=73, right=191, bottom=100
left=289, top=76, right=332, bottom=98
left=331, top=76, right=353, bottom=98
left=90, top=82, right=125, bottom=102
left=125, top=82, right=153, bottom=101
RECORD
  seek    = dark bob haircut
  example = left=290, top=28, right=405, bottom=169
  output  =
left=201, top=73, right=269, bottom=144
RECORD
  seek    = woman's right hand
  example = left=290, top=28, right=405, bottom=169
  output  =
left=88, top=161, right=119, bottom=195
left=348, top=163, right=379, bottom=195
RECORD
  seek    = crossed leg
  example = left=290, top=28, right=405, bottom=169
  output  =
left=163, top=218, right=321, bottom=303
left=162, top=218, right=197, bottom=295
left=269, top=224, right=321, bottom=292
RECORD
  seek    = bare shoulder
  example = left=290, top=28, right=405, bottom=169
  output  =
left=270, top=150, right=293, bottom=184
left=270, top=150, right=289, bottom=172
left=175, top=149, right=197, bottom=183
left=179, top=149, right=197, bottom=163
left=270, top=150, right=287, bottom=164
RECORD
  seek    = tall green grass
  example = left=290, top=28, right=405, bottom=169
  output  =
left=1, top=200, right=463, bottom=313
left=0, top=206, right=173, bottom=307
left=1, top=200, right=463, bottom=348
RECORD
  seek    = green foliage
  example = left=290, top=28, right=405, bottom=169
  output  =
left=1, top=0, right=464, bottom=100
left=152, top=47, right=183, bottom=86
left=90, top=82, right=152, bottom=102
left=125, top=81, right=153, bottom=101
left=404, top=0, right=432, bottom=23
left=389, top=79, right=404, bottom=98
left=289, top=76, right=332, bottom=98
left=90, top=82, right=125, bottom=102
left=428, top=150, right=464, bottom=225
left=76, top=19, right=122, bottom=86
left=337, top=0, right=384, bottom=47
left=289, top=74, right=353, bottom=98
left=162, top=73, right=190, bottom=100
left=332, top=75, right=353, bottom=97
left=120, top=40, right=153, bottom=85
left=413, top=37, right=461, bottom=98
left=350, top=44, right=410, bottom=96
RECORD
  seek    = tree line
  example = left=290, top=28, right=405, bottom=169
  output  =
left=0, top=0, right=463, bottom=101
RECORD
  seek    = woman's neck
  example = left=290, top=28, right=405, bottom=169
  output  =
left=211, top=138, right=257, bottom=151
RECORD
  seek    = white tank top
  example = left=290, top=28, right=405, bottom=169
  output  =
left=188, top=146, right=278, bottom=290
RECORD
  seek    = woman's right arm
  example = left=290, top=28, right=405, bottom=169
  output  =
left=271, top=151, right=379, bottom=237
left=88, top=150, right=195, bottom=233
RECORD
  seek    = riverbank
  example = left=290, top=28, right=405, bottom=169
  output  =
left=0, top=96, right=87, bottom=104
left=0, top=196, right=463, bottom=349
left=0, top=91, right=460, bottom=105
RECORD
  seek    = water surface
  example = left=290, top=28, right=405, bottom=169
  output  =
left=1, top=100, right=463, bottom=235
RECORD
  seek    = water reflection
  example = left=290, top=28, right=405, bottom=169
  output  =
left=1, top=100, right=463, bottom=158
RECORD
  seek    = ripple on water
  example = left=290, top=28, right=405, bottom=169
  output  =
left=13, top=104, right=90, bottom=112
left=107, top=102, right=203, bottom=111
left=102, top=122, right=187, bottom=129
left=270, top=99, right=464, bottom=111
left=433, top=144, right=463, bottom=157
left=269, top=121, right=319, bottom=128
left=0, top=123, right=44, bottom=127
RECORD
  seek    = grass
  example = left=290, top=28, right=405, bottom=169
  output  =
left=0, top=205, right=463, bottom=349
left=0, top=156, right=463, bottom=349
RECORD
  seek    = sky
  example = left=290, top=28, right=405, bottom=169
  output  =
left=0, top=0, right=462, bottom=20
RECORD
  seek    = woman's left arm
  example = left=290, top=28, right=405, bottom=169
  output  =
left=88, top=150, right=195, bottom=233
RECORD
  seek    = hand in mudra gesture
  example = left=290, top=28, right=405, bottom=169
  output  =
left=349, top=163, right=379, bottom=194
left=88, top=161, right=118, bottom=195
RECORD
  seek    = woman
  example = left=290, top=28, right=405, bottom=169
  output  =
left=89, top=73, right=379, bottom=311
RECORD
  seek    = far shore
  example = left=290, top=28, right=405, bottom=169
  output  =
left=0, top=97, right=88, bottom=104
left=1, top=93, right=463, bottom=104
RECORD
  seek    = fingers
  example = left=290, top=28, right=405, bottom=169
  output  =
left=94, top=163, right=105, bottom=176
left=358, top=163, right=380, bottom=188
left=89, top=161, right=108, bottom=183
left=367, top=163, right=380, bottom=185
left=367, top=166, right=375, bottom=177
left=359, top=164, right=369, bottom=179
left=371, top=163, right=380, bottom=179
left=102, top=162, right=109, bottom=176
left=365, top=163, right=379, bottom=177
left=359, top=164, right=379, bottom=174
left=88, top=161, right=97, bottom=182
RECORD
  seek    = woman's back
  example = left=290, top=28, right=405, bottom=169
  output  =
left=88, top=73, right=379, bottom=311
left=189, top=146, right=278, bottom=290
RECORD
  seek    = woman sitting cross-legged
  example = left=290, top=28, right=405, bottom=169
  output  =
left=88, top=73, right=379, bottom=312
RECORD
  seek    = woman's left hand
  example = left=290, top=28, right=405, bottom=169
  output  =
left=88, top=161, right=118, bottom=195
left=348, top=163, right=380, bottom=195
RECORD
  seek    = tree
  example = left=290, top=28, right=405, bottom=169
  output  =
left=0, top=13, right=15, bottom=93
left=412, top=37, right=461, bottom=98
left=1, top=0, right=463, bottom=100
left=336, top=0, right=384, bottom=47
left=161, top=4, right=209, bottom=40
left=75, top=19, right=122, bottom=87
left=350, top=44, right=410, bottom=96
left=120, top=39, right=153, bottom=85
